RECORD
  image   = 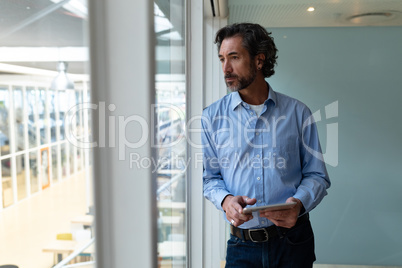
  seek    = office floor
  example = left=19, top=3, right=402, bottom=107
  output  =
left=314, top=266, right=402, bottom=268
left=2, top=170, right=400, bottom=268
left=0, top=171, right=90, bottom=268
left=220, top=261, right=402, bottom=268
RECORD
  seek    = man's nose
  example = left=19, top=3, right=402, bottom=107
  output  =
left=223, top=61, right=232, bottom=74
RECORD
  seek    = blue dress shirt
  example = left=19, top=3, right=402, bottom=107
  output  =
left=202, top=84, right=330, bottom=229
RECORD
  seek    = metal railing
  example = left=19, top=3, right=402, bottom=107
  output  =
left=53, top=144, right=185, bottom=267
left=53, top=237, right=95, bottom=268
left=62, top=261, right=95, bottom=268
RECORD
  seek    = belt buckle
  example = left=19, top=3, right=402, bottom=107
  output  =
left=248, top=228, right=269, bottom=243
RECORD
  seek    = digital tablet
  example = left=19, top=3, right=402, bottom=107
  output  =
left=242, top=202, right=297, bottom=214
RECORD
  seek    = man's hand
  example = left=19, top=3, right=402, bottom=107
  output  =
left=259, top=197, right=303, bottom=228
left=222, top=195, right=257, bottom=227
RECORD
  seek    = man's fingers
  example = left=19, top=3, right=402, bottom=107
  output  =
left=258, top=198, right=302, bottom=228
left=260, top=207, right=293, bottom=218
left=244, top=197, right=257, bottom=205
left=226, top=195, right=257, bottom=226
left=230, top=205, right=252, bottom=221
left=230, top=216, right=253, bottom=227
left=238, top=212, right=253, bottom=222
left=260, top=210, right=298, bottom=228
left=232, top=202, right=244, bottom=214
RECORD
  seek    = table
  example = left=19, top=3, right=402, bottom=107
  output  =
left=158, top=241, right=186, bottom=258
left=71, top=215, right=94, bottom=237
left=160, top=216, right=181, bottom=225
left=157, top=202, right=186, bottom=210
left=43, top=240, right=95, bottom=264
left=71, top=215, right=94, bottom=226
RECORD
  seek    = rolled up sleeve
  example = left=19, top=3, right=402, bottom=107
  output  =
left=201, top=110, right=231, bottom=211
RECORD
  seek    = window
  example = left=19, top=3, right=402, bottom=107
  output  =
left=0, top=1, right=92, bottom=267
left=0, top=88, right=10, bottom=156
left=13, top=87, right=25, bottom=152
left=26, top=88, right=38, bottom=149
left=155, top=0, right=187, bottom=266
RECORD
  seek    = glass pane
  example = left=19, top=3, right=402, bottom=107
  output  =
left=13, top=87, right=25, bottom=152
left=86, top=89, right=94, bottom=146
left=0, top=87, right=10, bottom=156
left=2, top=158, right=13, bottom=207
left=38, top=88, right=49, bottom=145
left=0, top=1, right=93, bottom=267
left=26, top=88, right=37, bottom=149
left=59, top=90, right=76, bottom=141
left=40, top=148, right=50, bottom=189
left=155, top=1, right=187, bottom=266
left=16, top=154, right=27, bottom=201
left=51, top=146, right=58, bottom=183
left=77, top=148, right=83, bottom=172
left=49, top=90, right=57, bottom=142
left=59, top=90, right=66, bottom=141
left=70, top=143, right=75, bottom=175
left=29, top=151, right=39, bottom=194
left=75, top=90, right=83, bottom=137
left=61, top=143, right=68, bottom=179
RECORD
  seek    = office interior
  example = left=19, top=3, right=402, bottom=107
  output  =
left=0, top=0, right=401, bottom=267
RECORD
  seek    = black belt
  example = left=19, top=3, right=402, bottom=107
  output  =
left=230, top=213, right=309, bottom=243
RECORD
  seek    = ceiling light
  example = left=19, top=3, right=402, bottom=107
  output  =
left=50, top=0, right=88, bottom=19
left=347, top=12, right=396, bottom=24
left=50, top=62, right=75, bottom=90
left=307, top=7, right=315, bottom=12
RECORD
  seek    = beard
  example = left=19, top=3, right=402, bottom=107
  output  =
left=225, top=63, right=257, bottom=92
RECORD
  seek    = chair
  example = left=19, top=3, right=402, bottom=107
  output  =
left=56, top=233, right=74, bottom=264
left=75, top=230, right=92, bottom=262
left=56, top=231, right=92, bottom=262
left=56, top=233, right=73, bottom=240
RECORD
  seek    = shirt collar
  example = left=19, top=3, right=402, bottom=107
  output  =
left=231, top=82, right=277, bottom=111
left=231, top=91, right=244, bottom=110
left=265, top=83, right=277, bottom=107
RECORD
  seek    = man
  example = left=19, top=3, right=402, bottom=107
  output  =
left=201, top=23, right=330, bottom=267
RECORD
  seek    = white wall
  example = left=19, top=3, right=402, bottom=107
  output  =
left=268, top=26, right=402, bottom=266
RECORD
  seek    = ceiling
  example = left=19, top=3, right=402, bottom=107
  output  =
left=227, top=0, right=402, bottom=27
left=0, top=0, right=87, bottom=47
left=0, top=0, right=185, bottom=75
left=207, top=0, right=402, bottom=27
left=0, top=0, right=88, bottom=74
left=0, top=0, right=401, bottom=75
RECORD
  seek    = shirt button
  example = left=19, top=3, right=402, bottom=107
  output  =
left=256, top=154, right=260, bottom=158
left=261, top=221, right=265, bottom=225
left=257, top=177, right=261, bottom=180
left=256, top=132, right=260, bottom=136
left=250, top=112, right=253, bottom=115
left=258, top=200, right=262, bottom=203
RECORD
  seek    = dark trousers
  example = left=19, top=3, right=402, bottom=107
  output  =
left=225, top=220, right=316, bottom=268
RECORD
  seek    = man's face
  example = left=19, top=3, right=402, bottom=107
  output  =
left=218, top=36, right=257, bottom=92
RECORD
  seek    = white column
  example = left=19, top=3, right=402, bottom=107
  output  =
left=187, top=0, right=205, bottom=268
left=8, top=85, right=18, bottom=204
left=34, top=88, right=42, bottom=191
left=82, top=81, right=91, bottom=212
left=45, top=87, right=52, bottom=186
left=55, top=90, right=62, bottom=182
left=22, top=86, right=31, bottom=197
left=89, top=0, right=157, bottom=267
left=203, top=16, right=228, bottom=268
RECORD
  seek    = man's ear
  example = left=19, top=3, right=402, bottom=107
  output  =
left=256, top=53, right=265, bottom=69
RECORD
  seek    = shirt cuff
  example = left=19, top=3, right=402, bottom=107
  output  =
left=292, top=192, right=311, bottom=215
left=214, top=190, right=232, bottom=212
